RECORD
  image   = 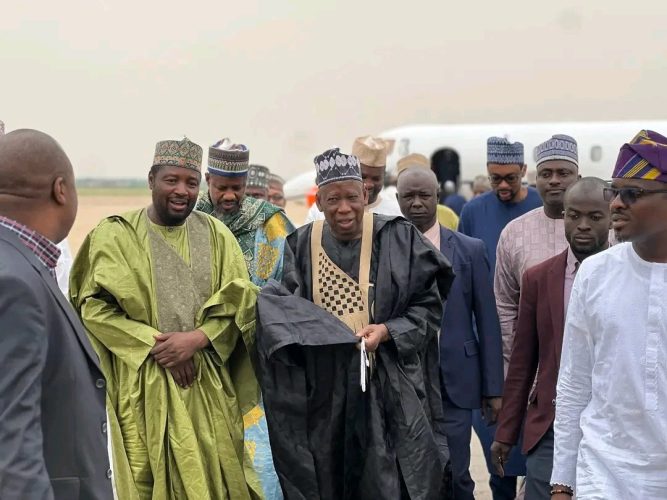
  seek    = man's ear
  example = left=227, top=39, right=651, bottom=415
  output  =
left=205, top=172, right=210, bottom=185
left=148, top=170, right=155, bottom=190
left=315, top=191, right=323, bottom=212
left=52, top=177, right=67, bottom=206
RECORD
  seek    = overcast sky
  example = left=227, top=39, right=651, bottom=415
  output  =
left=1, top=0, right=666, bottom=179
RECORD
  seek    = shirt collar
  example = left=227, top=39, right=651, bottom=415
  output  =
left=423, top=221, right=441, bottom=247
left=566, top=246, right=580, bottom=276
left=0, top=216, right=61, bottom=272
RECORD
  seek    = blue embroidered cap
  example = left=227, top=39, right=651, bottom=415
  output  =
left=487, top=137, right=524, bottom=165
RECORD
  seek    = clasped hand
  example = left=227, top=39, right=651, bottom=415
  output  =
left=150, top=330, right=209, bottom=388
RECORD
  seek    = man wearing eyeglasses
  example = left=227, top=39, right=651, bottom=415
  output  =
left=459, top=138, right=542, bottom=271
left=459, top=137, right=541, bottom=499
left=550, top=130, right=667, bottom=499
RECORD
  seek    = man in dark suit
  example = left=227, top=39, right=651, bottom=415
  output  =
left=398, top=165, right=504, bottom=499
left=0, top=129, right=113, bottom=500
left=491, top=178, right=611, bottom=499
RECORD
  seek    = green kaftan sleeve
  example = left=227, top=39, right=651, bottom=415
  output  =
left=197, top=216, right=261, bottom=415
left=70, top=216, right=160, bottom=372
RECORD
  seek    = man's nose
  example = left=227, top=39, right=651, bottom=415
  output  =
left=609, top=193, right=626, bottom=211
left=337, top=200, right=352, bottom=213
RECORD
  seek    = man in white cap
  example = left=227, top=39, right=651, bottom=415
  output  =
left=488, top=135, right=579, bottom=497
left=495, top=134, right=580, bottom=371
left=304, top=136, right=402, bottom=223
left=460, top=137, right=540, bottom=499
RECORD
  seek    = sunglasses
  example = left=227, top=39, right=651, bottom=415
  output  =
left=603, top=187, right=667, bottom=205
left=488, top=174, right=520, bottom=185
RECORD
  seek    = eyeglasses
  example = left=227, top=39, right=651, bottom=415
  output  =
left=603, top=187, right=667, bottom=205
left=488, top=174, right=520, bottom=185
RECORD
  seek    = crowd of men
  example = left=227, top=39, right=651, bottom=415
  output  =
left=0, top=116, right=666, bottom=500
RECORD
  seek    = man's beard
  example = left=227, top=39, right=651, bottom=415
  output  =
left=157, top=199, right=194, bottom=226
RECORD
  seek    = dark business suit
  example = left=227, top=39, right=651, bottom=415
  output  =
left=495, top=250, right=568, bottom=499
left=0, top=227, right=113, bottom=500
left=439, top=226, right=504, bottom=499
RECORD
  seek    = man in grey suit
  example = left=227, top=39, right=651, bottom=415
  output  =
left=0, top=129, right=113, bottom=500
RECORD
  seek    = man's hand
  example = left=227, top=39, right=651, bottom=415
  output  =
left=168, top=359, right=196, bottom=388
left=356, top=324, right=390, bottom=352
left=550, top=484, right=574, bottom=499
left=482, top=396, right=503, bottom=425
left=151, top=330, right=209, bottom=368
left=490, top=441, right=512, bottom=477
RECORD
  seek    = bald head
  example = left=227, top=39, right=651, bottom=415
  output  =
left=0, top=129, right=73, bottom=201
left=397, top=166, right=439, bottom=193
left=397, top=166, right=439, bottom=232
left=0, top=129, right=77, bottom=242
left=563, top=176, right=607, bottom=207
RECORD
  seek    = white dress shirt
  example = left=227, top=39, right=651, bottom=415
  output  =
left=551, top=242, right=667, bottom=498
left=56, top=238, right=73, bottom=296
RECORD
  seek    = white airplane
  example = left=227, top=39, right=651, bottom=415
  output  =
left=283, top=120, right=667, bottom=201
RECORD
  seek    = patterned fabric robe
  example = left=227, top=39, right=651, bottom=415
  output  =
left=197, top=194, right=295, bottom=287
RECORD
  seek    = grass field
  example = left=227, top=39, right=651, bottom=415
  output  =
left=71, top=188, right=495, bottom=499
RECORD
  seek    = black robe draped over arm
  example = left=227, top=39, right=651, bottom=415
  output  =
left=257, top=215, right=454, bottom=500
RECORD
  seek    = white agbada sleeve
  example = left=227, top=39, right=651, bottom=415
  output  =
left=550, top=273, right=594, bottom=489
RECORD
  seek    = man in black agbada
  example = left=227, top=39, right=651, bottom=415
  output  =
left=256, top=147, right=454, bottom=500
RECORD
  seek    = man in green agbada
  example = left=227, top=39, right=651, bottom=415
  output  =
left=70, top=138, right=263, bottom=500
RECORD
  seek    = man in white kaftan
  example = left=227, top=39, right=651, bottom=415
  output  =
left=551, top=130, right=667, bottom=499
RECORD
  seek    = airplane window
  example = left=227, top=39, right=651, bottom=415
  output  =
left=591, top=145, right=602, bottom=162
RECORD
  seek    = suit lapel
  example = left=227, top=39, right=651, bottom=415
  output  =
left=40, top=265, right=101, bottom=369
left=0, top=230, right=101, bottom=369
left=547, top=251, right=568, bottom=369
left=439, top=226, right=455, bottom=265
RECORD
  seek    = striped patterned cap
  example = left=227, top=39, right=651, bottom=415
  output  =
left=535, top=134, right=578, bottom=168
left=487, top=137, right=524, bottom=165
left=613, top=130, right=667, bottom=182
left=0, top=120, right=5, bottom=136
left=152, top=138, right=203, bottom=171
left=208, top=138, right=249, bottom=177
